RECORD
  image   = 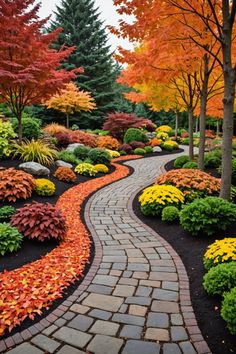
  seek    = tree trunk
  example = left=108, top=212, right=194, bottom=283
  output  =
left=188, top=108, right=194, bottom=160
left=198, top=55, right=209, bottom=170
left=18, top=112, right=23, bottom=144
left=175, top=110, right=179, bottom=139
left=195, top=118, right=198, bottom=133
left=216, top=120, right=220, bottom=136
left=66, top=113, right=70, bottom=129
left=220, top=4, right=236, bottom=199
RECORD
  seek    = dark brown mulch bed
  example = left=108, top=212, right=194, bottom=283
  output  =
left=133, top=160, right=236, bottom=354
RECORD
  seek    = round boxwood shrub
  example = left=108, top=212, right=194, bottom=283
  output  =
left=134, top=148, right=146, bottom=155
left=12, top=117, right=41, bottom=140
left=74, top=146, right=91, bottom=160
left=0, top=222, right=23, bottom=255
left=182, top=161, right=198, bottom=169
left=174, top=155, right=190, bottom=168
left=144, top=146, right=153, bottom=154
left=204, top=150, right=221, bottom=168
left=0, top=206, right=16, bottom=222
left=180, top=197, right=236, bottom=236
left=221, top=287, right=236, bottom=334
left=161, top=206, right=179, bottom=223
left=203, top=262, right=236, bottom=296
left=88, top=148, right=112, bottom=165
left=124, top=128, right=148, bottom=144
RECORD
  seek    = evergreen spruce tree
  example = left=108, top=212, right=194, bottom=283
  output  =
left=51, top=0, right=116, bottom=128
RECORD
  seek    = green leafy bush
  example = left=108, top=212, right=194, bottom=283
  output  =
left=124, top=128, right=148, bottom=144
left=84, top=157, right=94, bottom=164
left=74, top=163, right=97, bottom=176
left=12, top=116, right=41, bottom=140
left=204, top=150, right=222, bottom=168
left=58, top=151, right=78, bottom=164
left=134, top=148, right=146, bottom=155
left=174, top=155, right=190, bottom=168
left=0, top=223, right=23, bottom=255
left=161, top=206, right=179, bottom=222
left=144, top=146, right=153, bottom=153
left=180, top=197, right=236, bottom=236
left=0, top=119, right=16, bottom=158
left=74, top=146, right=91, bottom=160
left=221, top=287, right=236, bottom=334
left=0, top=206, right=16, bottom=222
left=203, top=262, right=236, bottom=296
left=182, top=161, right=198, bottom=169
left=88, top=148, right=111, bottom=165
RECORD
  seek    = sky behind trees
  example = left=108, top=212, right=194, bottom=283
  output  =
left=39, top=0, right=132, bottom=51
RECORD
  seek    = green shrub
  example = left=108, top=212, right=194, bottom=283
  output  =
left=231, top=186, right=236, bottom=203
left=0, top=119, right=16, bottom=158
left=83, top=157, right=94, bottom=165
left=204, top=150, right=221, bottom=168
left=161, top=206, right=179, bottom=222
left=0, top=223, right=23, bottom=256
left=144, top=146, right=153, bottom=153
left=134, top=148, right=146, bottom=155
left=174, top=155, right=190, bottom=168
left=12, top=116, right=41, bottom=140
left=221, top=287, right=236, bottom=334
left=182, top=161, right=198, bottom=169
left=180, top=197, right=236, bottom=236
left=74, top=146, right=91, bottom=160
left=203, top=262, right=236, bottom=296
left=88, top=148, right=112, bottom=165
left=0, top=206, right=16, bottom=222
left=124, top=128, right=148, bottom=144
left=58, top=151, right=78, bottom=164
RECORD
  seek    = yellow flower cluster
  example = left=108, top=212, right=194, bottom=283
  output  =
left=156, top=132, right=169, bottom=141
left=156, top=125, right=173, bottom=133
left=35, top=179, right=55, bottom=196
left=105, top=149, right=120, bottom=158
left=163, top=140, right=179, bottom=148
left=94, top=164, right=109, bottom=173
left=74, top=163, right=97, bottom=177
left=139, top=185, right=184, bottom=207
left=204, top=238, right=236, bottom=269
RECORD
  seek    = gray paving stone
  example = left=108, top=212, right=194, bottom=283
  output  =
left=129, top=305, right=147, bottom=316
left=123, top=271, right=133, bottom=278
left=92, top=275, right=118, bottom=286
left=179, top=341, right=197, bottom=354
left=57, top=345, right=86, bottom=354
left=163, top=343, right=182, bottom=354
left=87, top=284, right=113, bottom=295
left=139, top=279, right=161, bottom=287
left=83, top=293, right=124, bottom=312
left=42, top=324, right=58, bottom=336
left=162, top=281, right=179, bottom=291
left=122, top=340, right=160, bottom=354
left=127, top=263, right=149, bottom=271
left=120, top=325, right=142, bottom=339
left=135, top=285, right=152, bottom=297
left=112, top=313, right=145, bottom=326
left=147, top=312, right=169, bottom=328
left=152, top=266, right=176, bottom=273
left=149, top=272, right=178, bottom=281
left=112, top=263, right=126, bottom=270
left=103, top=256, right=127, bottom=262
left=151, top=300, right=179, bottom=313
left=125, top=296, right=151, bottom=306
left=87, top=334, right=123, bottom=354
left=67, top=314, right=94, bottom=331
left=54, top=318, right=67, bottom=327
left=153, top=289, right=179, bottom=302
left=70, top=304, right=90, bottom=314
left=171, top=326, right=188, bottom=341
left=119, top=304, right=128, bottom=313
left=89, top=320, right=119, bottom=335
left=53, top=327, right=92, bottom=348
left=6, top=343, right=43, bottom=354
left=171, top=314, right=183, bottom=325
left=63, top=311, right=76, bottom=321
left=88, top=309, right=112, bottom=320
left=119, top=278, right=138, bottom=286
left=145, top=328, right=170, bottom=341
left=113, top=285, right=136, bottom=297
left=31, top=334, right=60, bottom=353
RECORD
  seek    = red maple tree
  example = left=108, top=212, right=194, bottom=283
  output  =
left=0, top=0, right=83, bottom=141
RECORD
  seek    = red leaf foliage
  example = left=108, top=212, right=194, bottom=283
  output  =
left=68, top=130, right=97, bottom=147
left=0, top=155, right=140, bottom=336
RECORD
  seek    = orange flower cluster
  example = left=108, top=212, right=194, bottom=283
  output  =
left=97, top=136, right=120, bottom=150
left=156, top=169, right=221, bottom=196
left=0, top=156, right=140, bottom=336
left=149, top=138, right=161, bottom=147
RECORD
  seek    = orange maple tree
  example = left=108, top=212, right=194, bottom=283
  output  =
left=45, top=82, right=96, bottom=128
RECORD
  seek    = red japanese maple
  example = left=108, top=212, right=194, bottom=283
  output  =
left=0, top=0, right=83, bottom=141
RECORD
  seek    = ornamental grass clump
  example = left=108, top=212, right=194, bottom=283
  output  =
left=203, top=262, right=236, bottom=296
left=74, top=163, right=97, bottom=177
left=0, top=223, right=23, bottom=256
left=139, top=185, right=184, bottom=216
left=54, top=167, right=77, bottom=182
left=203, top=238, right=236, bottom=270
left=11, top=202, right=67, bottom=242
left=0, top=168, right=35, bottom=202
left=35, top=179, right=56, bottom=196
left=14, top=139, right=58, bottom=165
left=156, top=169, right=220, bottom=201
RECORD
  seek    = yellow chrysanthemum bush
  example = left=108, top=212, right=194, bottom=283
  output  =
left=74, top=163, right=97, bottom=177
left=203, top=238, right=236, bottom=270
left=35, top=179, right=56, bottom=196
left=139, top=185, right=184, bottom=216
left=94, top=164, right=109, bottom=173
left=162, top=140, right=179, bottom=151
left=105, top=149, right=120, bottom=158
left=156, top=132, right=169, bottom=141
left=156, top=125, right=173, bottom=134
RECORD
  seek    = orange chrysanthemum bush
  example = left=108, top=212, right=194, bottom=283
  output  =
left=43, top=123, right=70, bottom=136
left=68, top=130, right=97, bottom=147
left=0, top=168, right=35, bottom=202
left=149, top=138, right=162, bottom=147
left=11, top=202, right=67, bottom=242
left=97, top=135, right=120, bottom=150
left=156, top=169, right=220, bottom=202
left=54, top=167, right=77, bottom=183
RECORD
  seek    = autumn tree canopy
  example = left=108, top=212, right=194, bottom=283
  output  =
left=45, top=82, right=96, bottom=128
left=0, top=0, right=82, bottom=141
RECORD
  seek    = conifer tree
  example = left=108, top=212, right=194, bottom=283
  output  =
left=51, top=0, right=116, bottom=128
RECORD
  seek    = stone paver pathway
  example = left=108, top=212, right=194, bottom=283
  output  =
left=4, top=149, right=211, bottom=354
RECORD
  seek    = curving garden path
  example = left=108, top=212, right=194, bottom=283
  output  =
left=2, top=148, right=211, bottom=354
